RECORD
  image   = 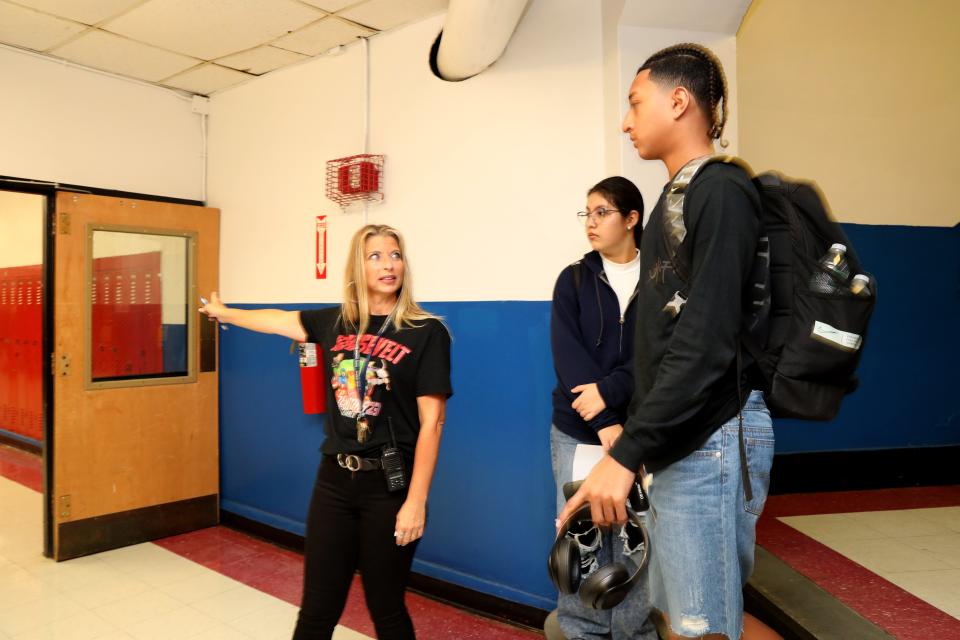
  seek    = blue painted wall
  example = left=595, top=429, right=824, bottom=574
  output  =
left=218, top=223, right=958, bottom=609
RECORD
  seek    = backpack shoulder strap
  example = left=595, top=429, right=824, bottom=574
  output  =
left=571, top=260, right=583, bottom=292
left=662, top=155, right=752, bottom=289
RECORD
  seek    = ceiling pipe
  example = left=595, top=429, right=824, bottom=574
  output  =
left=432, top=0, right=531, bottom=81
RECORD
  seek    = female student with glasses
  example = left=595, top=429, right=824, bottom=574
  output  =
left=547, top=177, right=657, bottom=640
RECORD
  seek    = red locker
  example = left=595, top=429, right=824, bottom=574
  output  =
left=91, top=251, right=163, bottom=379
left=0, top=265, right=43, bottom=442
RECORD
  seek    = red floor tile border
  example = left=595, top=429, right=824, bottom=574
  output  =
left=763, top=485, right=960, bottom=518
left=758, top=488, right=960, bottom=639
left=0, top=444, right=42, bottom=492
left=156, top=528, right=540, bottom=638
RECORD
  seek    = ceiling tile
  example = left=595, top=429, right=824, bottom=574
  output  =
left=162, top=63, right=251, bottom=94
left=10, top=0, right=143, bottom=25
left=50, top=29, right=200, bottom=82
left=103, top=0, right=325, bottom=60
left=338, top=0, right=447, bottom=31
left=299, top=0, right=362, bottom=12
left=0, top=1, right=86, bottom=51
left=273, top=15, right=372, bottom=56
left=216, top=45, right=307, bottom=75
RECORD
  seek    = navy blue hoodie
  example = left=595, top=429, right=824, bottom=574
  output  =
left=551, top=250, right=639, bottom=443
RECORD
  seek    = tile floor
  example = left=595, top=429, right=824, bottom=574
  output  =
left=780, top=507, right=960, bottom=619
left=0, top=446, right=540, bottom=640
left=0, top=471, right=368, bottom=640
left=8, top=440, right=960, bottom=640
left=759, top=487, right=960, bottom=639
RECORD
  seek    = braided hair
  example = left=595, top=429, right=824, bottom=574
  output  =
left=638, top=43, right=728, bottom=145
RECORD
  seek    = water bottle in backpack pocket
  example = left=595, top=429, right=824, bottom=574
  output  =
left=808, top=243, right=851, bottom=295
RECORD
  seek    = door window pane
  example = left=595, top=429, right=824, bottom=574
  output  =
left=90, top=230, right=190, bottom=382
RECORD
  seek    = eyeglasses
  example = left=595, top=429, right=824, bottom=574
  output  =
left=576, top=207, right=620, bottom=223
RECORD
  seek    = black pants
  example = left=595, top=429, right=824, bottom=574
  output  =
left=293, top=456, right=418, bottom=639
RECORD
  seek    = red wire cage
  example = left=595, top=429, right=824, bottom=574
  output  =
left=325, top=154, right=384, bottom=208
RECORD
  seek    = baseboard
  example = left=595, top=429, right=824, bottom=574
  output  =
left=770, top=445, right=960, bottom=494
left=0, top=430, right=42, bottom=455
left=220, top=509, right=304, bottom=553
left=57, top=494, right=218, bottom=560
left=220, top=509, right=548, bottom=631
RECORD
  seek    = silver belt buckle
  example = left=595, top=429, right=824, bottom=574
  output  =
left=337, top=454, right=361, bottom=472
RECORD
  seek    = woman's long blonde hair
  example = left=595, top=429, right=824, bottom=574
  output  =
left=341, top=224, right=436, bottom=335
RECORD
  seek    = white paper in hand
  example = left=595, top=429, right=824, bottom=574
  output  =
left=572, top=444, right=605, bottom=481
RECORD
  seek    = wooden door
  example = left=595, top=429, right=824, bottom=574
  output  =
left=51, top=192, right=220, bottom=560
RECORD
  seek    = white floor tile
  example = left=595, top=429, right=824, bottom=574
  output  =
left=825, top=537, right=946, bottom=574
left=848, top=509, right=954, bottom=537
left=159, top=570, right=242, bottom=604
left=186, top=626, right=252, bottom=640
left=93, top=589, right=183, bottom=628
left=914, top=507, right=960, bottom=533
left=94, top=544, right=183, bottom=575
left=898, top=532, right=960, bottom=569
left=10, top=610, right=117, bottom=640
left=778, top=513, right=887, bottom=543
left=61, top=573, right=153, bottom=609
left=134, top=557, right=215, bottom=589
left=0, top=591, right=84, bottom=636
left=24, top=556, right=128, bottom=593
left=226, top=599, right=298, bottom=639
left=124, top=605, right=220, bottom=640
left=0, top=574, right=62, bottom=611
left=191, top=587, right=281, bottom=624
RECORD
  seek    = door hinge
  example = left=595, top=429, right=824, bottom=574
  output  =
left=57, top=354, right=71, bottom=377
left=58, top=211, right=71, bottom=235
left=59, top=495, right=71, bottom=517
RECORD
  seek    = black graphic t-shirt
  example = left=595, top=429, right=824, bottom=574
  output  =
left=299, top=307, right=452, bottom=461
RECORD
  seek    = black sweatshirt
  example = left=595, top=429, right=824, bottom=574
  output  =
left=609, top=163, right=761, bottom=473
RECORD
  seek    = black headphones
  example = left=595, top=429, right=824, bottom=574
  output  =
left=547, top=481, right=650, bottom=610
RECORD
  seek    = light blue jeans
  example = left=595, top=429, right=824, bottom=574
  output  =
left=645, top=391, right=774, bottom=640
left=550, top=426, right=658, bottom=640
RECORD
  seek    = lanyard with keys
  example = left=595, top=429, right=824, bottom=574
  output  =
left=352, top=309, right=395, bottom=443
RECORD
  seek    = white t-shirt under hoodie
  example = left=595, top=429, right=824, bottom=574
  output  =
left=601, top=250, right=641, bottom=319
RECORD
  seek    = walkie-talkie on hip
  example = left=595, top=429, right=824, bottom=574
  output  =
left=381, top=418, right=407, bottom=492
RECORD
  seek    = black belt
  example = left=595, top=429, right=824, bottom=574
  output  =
left=335, top=453, right=382, bottom=472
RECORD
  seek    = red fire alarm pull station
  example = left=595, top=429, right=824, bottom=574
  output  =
left=325, top=154, right=384, bottom=208
left=316, top=215, right=327, bottom=280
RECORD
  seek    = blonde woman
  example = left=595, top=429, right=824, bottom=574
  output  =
left=201, top=224, right=452, bottom=639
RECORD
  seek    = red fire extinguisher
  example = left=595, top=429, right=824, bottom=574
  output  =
left=298, top=342, right=326, bottom=414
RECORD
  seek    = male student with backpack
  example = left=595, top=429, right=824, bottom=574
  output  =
left=559, top=44, right=781, bottom=640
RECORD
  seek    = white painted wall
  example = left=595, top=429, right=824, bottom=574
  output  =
left=0, top=190, right=44, bottom=268
left=617, top=27, right=739, bottom=224
left=208, top=3, right=745, bottom=304
left=0, top=46, right=204, bottom=201
left=208, top=0, right=608, bottom=303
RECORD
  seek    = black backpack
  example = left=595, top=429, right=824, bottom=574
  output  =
left=665, top=156, right=877, bottom=422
